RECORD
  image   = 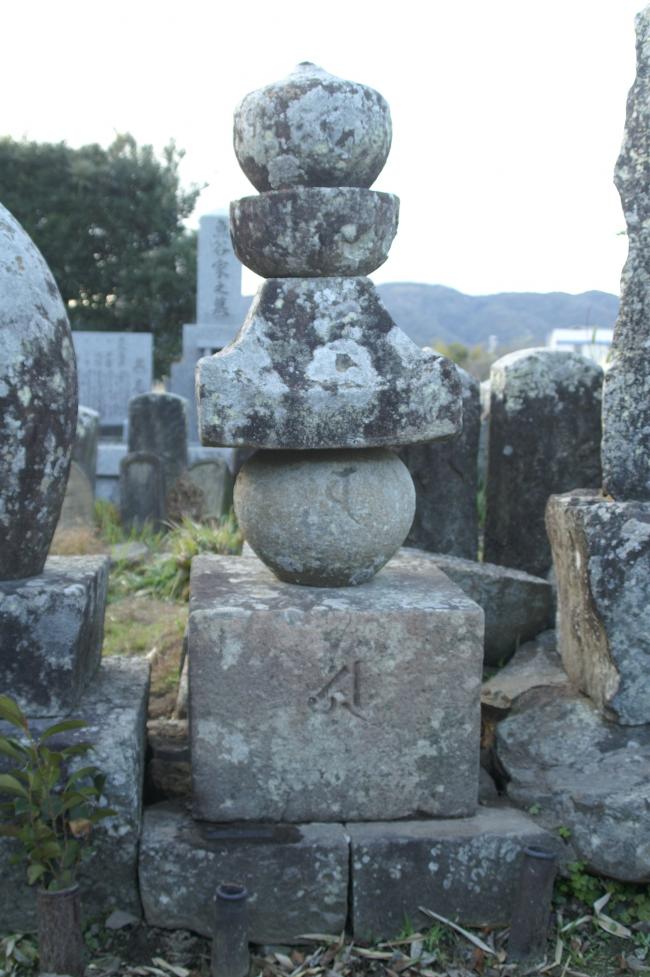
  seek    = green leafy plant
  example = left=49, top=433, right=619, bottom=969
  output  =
left=0, top=695, right=115, bottom=892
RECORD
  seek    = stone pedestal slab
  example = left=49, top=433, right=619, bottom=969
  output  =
left=348, top=806, right=564, bottom=939
left=189, top=550, right=483, bottom=822
left=0, top=656, right=149, bottom=929
left=0, top=555, right=109, bottom=716
left=140, top=802, right=349, bottom=942
left=546, top=490, right=650, bottom=725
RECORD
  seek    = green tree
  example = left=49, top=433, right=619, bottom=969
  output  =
left=0, top=134, right=201, bottom=377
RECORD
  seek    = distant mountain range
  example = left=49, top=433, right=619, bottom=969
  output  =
left=374, top=283, right=620, bottom=350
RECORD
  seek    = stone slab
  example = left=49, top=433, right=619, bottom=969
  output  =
left=72, top=331, right=152, bottom=429
left=197, top=277, right=462, bottom=449
left=74, top=405, right=100, bottom=486
left=127, top=392, right=189, bottom=493
left=399, top=366, right=480, bottom=559
left=482, top=631, right=571, bottom=711
left=56, top=460, right=95, bottom=531
left=484, top=348, right=602, bottom=577
left=348, top=806, right=564, bottom=939
left=546, top=490, right=650, bottom=725
left=186, top=459, right=234, bottom=519
left=0, top=656, right=149, bottom=929
left=602, top=8, right=650, bottom=501
left=410, top=550, right=554, bottom=667
left=196, top=212, right=244, bottom=325
left=139, top=801, right=349, bottom=943
left=496, top=686, right=650, bottom=881
left=120, top=452, right=166, bottom=532
left=0, top=555, right=109, bottom=716
left=189, top=550, right=483, bottom=822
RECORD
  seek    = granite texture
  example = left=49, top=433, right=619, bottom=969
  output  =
left=497, top=686, right=650, bottom=881
left=234, top=449, right=415, bottom=586
left=348, top=807, right=564, bottom=939
left=484, top=348, right=602, bottom=577
left=546, top=490, right=650, bottom=725
left=420, top=551, right=554, bottom=667
left=0, top=555, right=108, bottom=716
left=399, top=365, right=480, bottom=559
left=0, top=202, right=78, bottom=580
left=198, top=277, right=462, bottom=449
left=233, top=62, right=391, bottom=192
left=188, top=550, right=483, bottom=822
left=602, top=7, right=650, bottom=500
left=231, top=188, right=399, bottom=278
left=140, top=802, right=349, bottom=942
left=481, top=631, right=571, bottom=712
left=127, top=392, right=189, bottom=493
left=119, top=452, right=166, bottom=532
left=0, top=657, right=149, bottom=928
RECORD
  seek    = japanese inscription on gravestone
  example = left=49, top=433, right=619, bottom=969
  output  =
left=72, top=331, right=153, bottom=428
left=197, top=213, right=241, bottom=324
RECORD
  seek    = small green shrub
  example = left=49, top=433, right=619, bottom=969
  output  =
left=0, top=696, right=114, bottom=892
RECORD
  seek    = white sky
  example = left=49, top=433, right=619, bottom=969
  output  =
left=1, top=0, right=644, bottom=298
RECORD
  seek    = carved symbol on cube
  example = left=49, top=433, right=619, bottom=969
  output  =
left=307, top=661, right=366, bottom=719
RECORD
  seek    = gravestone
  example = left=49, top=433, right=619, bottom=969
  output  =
left=169, top=212, right=247, bottom=441
left=398, top=365, right=480, bottom=558
left=185, top=459, right=234, bottom=519
left=484, top=348, right=602, bottom=577
left=74, top=406, right=100, bottom=487
left=119, top=452, right=166, bottom=532
left=72, top=331, right=152, bottom=433
left=127, top=392, right=188, bottom=497
left=56, top=460, right=95, bottom=531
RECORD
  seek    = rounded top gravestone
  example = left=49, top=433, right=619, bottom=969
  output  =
left=0, top=203, right=78, bottom=580
left=233, top=62, right=392, bottom=192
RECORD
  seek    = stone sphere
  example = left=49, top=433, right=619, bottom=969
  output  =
left=0, top=203, right=77, bottom=579
left=234, top=449, right=415, bottom=587
left=233, top=63, right=392, bottom=192
left=230, top=188, right=399, bottom=278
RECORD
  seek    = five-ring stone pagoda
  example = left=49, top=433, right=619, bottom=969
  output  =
left=140, top=63, right=560, bottom=943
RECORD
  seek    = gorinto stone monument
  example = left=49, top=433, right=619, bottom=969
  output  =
left=141, top=62, right=558, bottom=940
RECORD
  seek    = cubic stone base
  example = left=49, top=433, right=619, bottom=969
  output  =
left=189, top=550, right=483, bottom=822
left=0, top=656, right=149, bottom=930
left=0, top=555, right=109, bottom=716
left=139, top=802, right=349, bottom=942
left=546, top=490, right=650, bottom=724
left=348, top=806, right=564, bottom=940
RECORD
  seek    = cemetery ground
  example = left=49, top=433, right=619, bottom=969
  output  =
left=0, top=508, right=648, bottom=977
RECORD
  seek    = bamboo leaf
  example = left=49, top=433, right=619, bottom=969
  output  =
left=0, top=773, right=29, bottom=798
left=27, top=863, right=46, bottom=885
left=39, top=719, right=87, bottom=743
left=0, top=696, right=28, bottom=731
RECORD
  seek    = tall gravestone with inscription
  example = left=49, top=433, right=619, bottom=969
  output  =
left=169, top=211, right=247, bottom=441
left=0, top=202, right=149, bottom=927
left=139, top=63, right=559, bottom=942
left=72, top=330, right=152, bottom=434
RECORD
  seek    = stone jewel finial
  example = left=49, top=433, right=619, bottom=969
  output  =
left=198, top=65, right=461, bottom=586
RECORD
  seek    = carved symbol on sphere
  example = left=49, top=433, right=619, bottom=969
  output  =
left=307, top=661, right=365, bottom=720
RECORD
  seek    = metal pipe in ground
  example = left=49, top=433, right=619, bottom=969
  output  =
left=211, top=882, right=250, bottom=977
left=508, top=846, right=558, bottom=962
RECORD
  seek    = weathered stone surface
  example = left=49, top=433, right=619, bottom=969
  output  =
left=602, top=8, right=650, bottom=501
left=496, top=686, right=650, bottom=881
left=0, top=656, right=149, bottom=928
left=140, top=801, right=349, bottom=942
left=0, top=555, right=108, bottom=716
left=188, top=550, right=483, bottom=822
left=73, top=406, right=99, bottom=486
left=234, top=63, right=391, bottom=192
left=418, top=551, right=554, bottom=667
left=128, top=392, right=189, bottom=492
left=399, top=366, right=480, bottom=559
left=484, top=348, right=603, bottom=577
left=546, top=490, right=650, bottom=725
left=235, top=449, right=415, bottom=586
left=186, top=460, right=234, bottom=520
left=482, top=631, right=571, bottom=711
left=145, top=719, right=191, bottom=802
left=348, top=806, right=564, bottom=939
left=56, top=461, right=95, bottom=531
left=231, top=188, right=399, bottom=278
left=198, top=277, right=462, bottom=449
left=0, top=202, right=78, bottom=580
left=119, top=452, right=166, bottom=532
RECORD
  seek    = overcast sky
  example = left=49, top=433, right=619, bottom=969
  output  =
left=1, top=0, right=644, bottom=298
